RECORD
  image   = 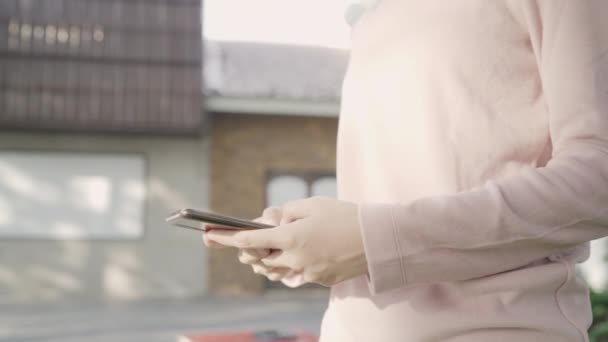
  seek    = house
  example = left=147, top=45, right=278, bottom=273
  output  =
left=204, top=40, right=348, bottom=294
left=0, top=0, right=348, bottom=303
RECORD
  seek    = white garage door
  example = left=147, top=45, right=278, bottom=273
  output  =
left=0, top=151, right=146, bottom=239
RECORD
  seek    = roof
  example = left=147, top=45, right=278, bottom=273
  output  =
left=204, top=40, right=349, bottom=103
left=0, top=0, right=203, bottom=135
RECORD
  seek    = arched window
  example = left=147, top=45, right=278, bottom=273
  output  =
left=266, top=172, right=336, bottom=207
left=266, top=175, right=308, bottom=207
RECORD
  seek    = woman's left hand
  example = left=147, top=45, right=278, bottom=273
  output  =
left=206, top=197, right=368, bottom=287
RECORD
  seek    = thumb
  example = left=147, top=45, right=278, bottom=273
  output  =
left=257, top=206, right=282, bottom=226
left=280, top=198, right=315, bottom=225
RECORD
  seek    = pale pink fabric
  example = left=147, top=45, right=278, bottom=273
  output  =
left=322, top=1, right=608, bottom=341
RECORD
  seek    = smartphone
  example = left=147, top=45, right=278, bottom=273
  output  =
left=166, top=208, right=274, bottom=232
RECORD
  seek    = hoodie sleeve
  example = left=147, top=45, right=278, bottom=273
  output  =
left=359, top=0, right=608, bottom=295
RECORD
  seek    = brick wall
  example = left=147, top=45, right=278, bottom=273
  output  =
left=209, top=113, right=338, bottom=295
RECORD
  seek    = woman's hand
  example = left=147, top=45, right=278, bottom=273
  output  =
left=236, top=207, right=295, bottom=282
left=205, top=197, right=368, bottom=287
left=202, top=206, right=282, bottom=250
left=202, top=207, right=290, bottom=282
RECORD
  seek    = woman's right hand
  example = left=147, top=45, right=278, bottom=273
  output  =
left=203, top=206, right=307, bottom=287
left=202, top=207, right=288, bottom=280
left=236, top=207, right=282, bottom=278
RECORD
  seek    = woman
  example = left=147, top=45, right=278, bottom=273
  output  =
left=205, top=1, right=608, bottom=340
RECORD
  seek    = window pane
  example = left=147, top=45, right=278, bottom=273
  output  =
left=311, top=176, right=337, bottom=198
left=267, top=175, right=307, bottom=207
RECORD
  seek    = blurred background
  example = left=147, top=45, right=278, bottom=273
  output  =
left=0, top=1, right=606, bottom=341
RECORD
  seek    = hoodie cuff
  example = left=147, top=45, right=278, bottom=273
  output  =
left=358, top=203, right=407, bottom=295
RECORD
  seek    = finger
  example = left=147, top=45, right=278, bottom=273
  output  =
left=280, top=198, right=315, bottom=225
left=265, top=267, right=292, bottom=282
left=206, top=228, right=286, bottom=249
left=251, top=263, right=273, bottom=276
left=238, top=248, right=271, bottom=265
left=259, top=206, right=282, bottom=225
left=261, top=250, right=299, bottom=270
left=202, top=232, right=227, bottom=249
left=204, top=223, right=242, bottom=230
left=281, top=272, right=307, bottom=288
left=250, top=263, right=291, bottom=281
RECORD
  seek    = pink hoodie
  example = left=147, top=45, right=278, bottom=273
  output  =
left=322, top=1, right=608, bottom=341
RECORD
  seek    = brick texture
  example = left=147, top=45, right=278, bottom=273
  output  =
left=209, top=113, right=338, bottom=295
